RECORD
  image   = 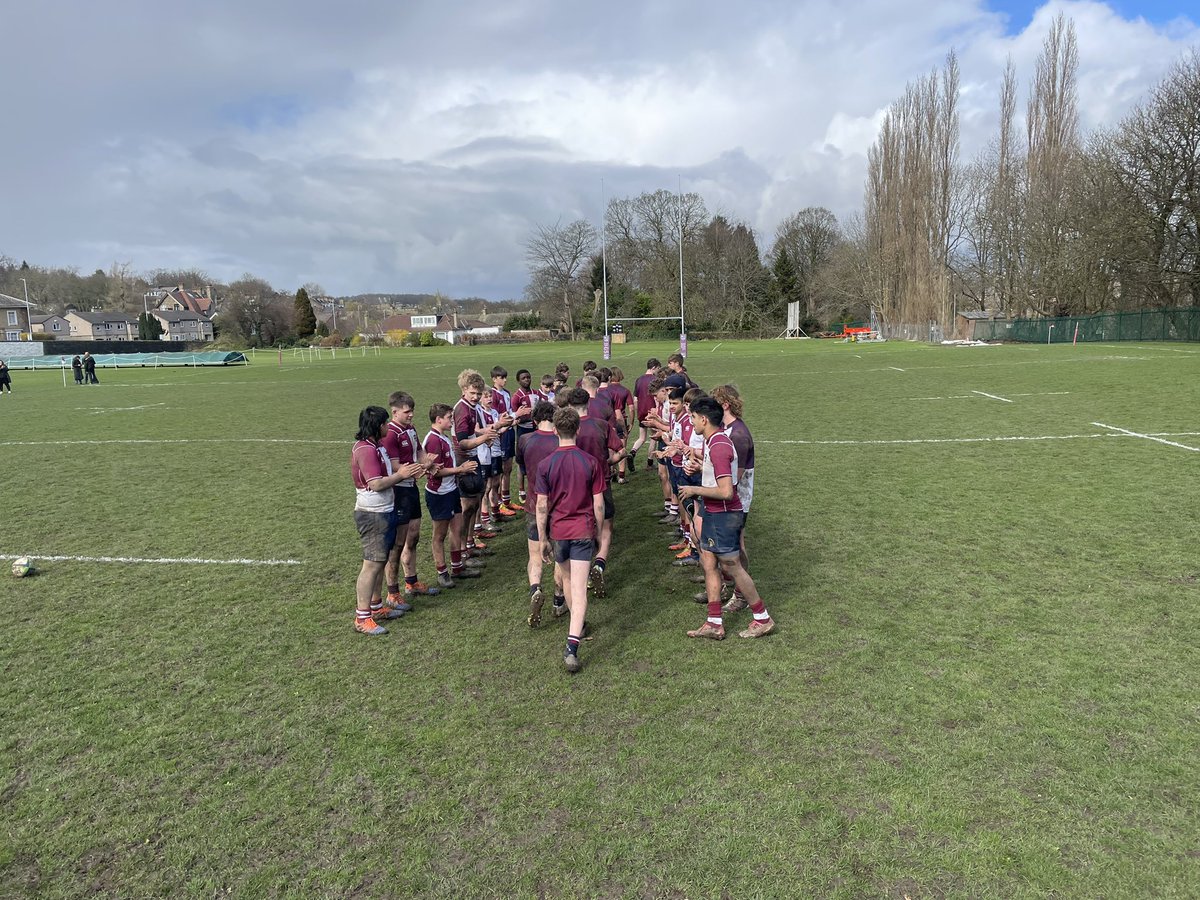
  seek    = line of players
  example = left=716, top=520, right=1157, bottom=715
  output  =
left=349, top=356, right=774, bottom=672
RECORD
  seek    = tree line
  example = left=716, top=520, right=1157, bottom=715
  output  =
left=527, top=18, right=1200, bottom=338
left=863, top=15, right=1200, bottom=330
left=524, top=197, right=852, bottom=339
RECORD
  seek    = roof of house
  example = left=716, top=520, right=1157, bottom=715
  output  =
left=958, top=310, right=1006, bottom=320
left=158, top=287, right=214, bottom=316
left=153, top=309, right=211, bottom=324
left=379, top=313, right=455, bottom=332
left=68, top=311, right=137, bottom=325
left=0, top=294, right=32, bottom=309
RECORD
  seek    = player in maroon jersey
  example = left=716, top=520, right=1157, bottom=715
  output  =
left=381, top=390, right=440, bottom=613
left=534, top=406, right=605, bottom=673
left=516, top=401, right=563, bottom=626
left=351, top=406, right=421, bottom=635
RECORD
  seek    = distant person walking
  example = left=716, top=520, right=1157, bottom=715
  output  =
left=0, top=359, right=11, bottom=395
left=83, top=352, right=99, bottom=384
left=71, top=355, right=84, bottom=385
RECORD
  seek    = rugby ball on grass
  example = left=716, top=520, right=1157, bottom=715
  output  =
left=11, top=557, right=34, bottom=577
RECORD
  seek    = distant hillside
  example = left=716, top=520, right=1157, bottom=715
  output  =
left=339, top=294, right=532, bottom=315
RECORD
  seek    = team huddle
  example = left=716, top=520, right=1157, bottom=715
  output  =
left=349, top=355, right=775, bottom=673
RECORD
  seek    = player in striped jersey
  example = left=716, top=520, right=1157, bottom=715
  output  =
left=381, top=390, right=440, bottom=612
left=678, top=397, right=775, bottom=640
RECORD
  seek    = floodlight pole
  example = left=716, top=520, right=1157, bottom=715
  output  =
left=601, top=178, right=610, bottom=359
left=677, top=175, right=687, bottom=356
left=19, top=277, right=32, bottom=339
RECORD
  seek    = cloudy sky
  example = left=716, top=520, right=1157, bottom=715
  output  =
left=2, top=1, right=1196, bottom=299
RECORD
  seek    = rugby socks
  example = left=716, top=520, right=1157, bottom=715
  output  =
left=387, top=582, right=401, bottom=596
left=405, top=575, right=418, bottom=588
left=749, top=598, right=771, bottom=622
left=668, top=503, right=678, bottom=517
left=566, top=634, right=582, bottom=657
left=451, top=549, right=463, bottom=569
left=707, top=598, right=723, bottom=627
left=593, top=557, right=606, bottom=571
left=553, top=593, right=566, bottom=610
left=370, top=598, right=384, bottom=618
left=356, top=608, right=373, bottom=623
left=529, top=583, right=540, bottom=596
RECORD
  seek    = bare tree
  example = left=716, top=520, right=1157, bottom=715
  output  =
left=604, top=189, right=708, bottom=316
left=865, top=51, right=960, bottom=331
left=1106, top=50, right=1200, bottom=308
left=525, top=219, right=597, bottom=339
left=1023, top=13, right=1079, bottom=314
left=772, top=207, right=842, bottom=322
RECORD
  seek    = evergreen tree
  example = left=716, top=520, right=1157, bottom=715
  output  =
left=769, top=246, right=800, bottom=323
left=294, top=287, right=317, bottom=338
left=138, top=312, right=164, bottom=340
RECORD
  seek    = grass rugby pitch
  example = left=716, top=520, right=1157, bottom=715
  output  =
left=1, top=339, right=1198, bottom=898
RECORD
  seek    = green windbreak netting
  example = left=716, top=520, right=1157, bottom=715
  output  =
left=975, top=308, right=1200, bottom=343
left=8, top=351, right=248, bottom=369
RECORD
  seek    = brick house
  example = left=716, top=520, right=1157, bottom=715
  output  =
left=65, top=311, right=138, bottom=341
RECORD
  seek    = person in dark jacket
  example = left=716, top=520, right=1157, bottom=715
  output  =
left=71, top=355, right=84, bottom=384
left=83, top=351, right=99, bottom=384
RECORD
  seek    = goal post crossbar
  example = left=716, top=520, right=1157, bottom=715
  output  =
left=605, top=316, right=684, bottom=324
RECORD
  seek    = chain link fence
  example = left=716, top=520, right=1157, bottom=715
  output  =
left=975, top=307, right=1200, bottom=343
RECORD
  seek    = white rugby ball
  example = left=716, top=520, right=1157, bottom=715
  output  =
left=11, top=557, right=33, bottom=577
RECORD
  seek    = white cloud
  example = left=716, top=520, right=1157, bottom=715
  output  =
left=1, top=0, right=1196, bottom=297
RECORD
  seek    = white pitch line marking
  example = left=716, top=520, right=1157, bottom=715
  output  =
left=1091, top=423, right=1200, bottom=452
left=76, top=403, right=168, bottom=414
left=0, top=553, right=303, bottom=566
left=905, top=391, right=1070, bottom=401
left=0, top=438, right=342, bottom=447
left=889, top=366, right=905, bottom=372
left=760, top=431, right=1200, bottom=448
left=711, top=343, right=723, bottom=352
left=972, top=390, right=1013, bottom=403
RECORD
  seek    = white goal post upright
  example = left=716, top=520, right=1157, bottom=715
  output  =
left=601, top=178, right=688, bottom=358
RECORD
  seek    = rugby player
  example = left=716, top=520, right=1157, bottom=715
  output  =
left=351, top=406, right=421, bottom=635
left=679, top=397, right=775, bottom=640
left=381, top=390, right=440, bottom=613
left=425, top=403, right=482, bottom=587
left=535, top=406, right=606, bottom=673
left=516, top=401, right=563, bottom=626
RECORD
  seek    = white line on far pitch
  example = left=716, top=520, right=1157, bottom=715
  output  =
left=889, top=366, right=905, bottom=372
left=906, top=391, right=1070, bottom=401
left=1091, top=423, right=1200, bottom=452
left=0, top=553, right=304, bottom=566
left=760, top=431, right=1200, bottom=447
left=0, top=438, right=342, bottom=447
left=971, top=390, right=1013, bottom=403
